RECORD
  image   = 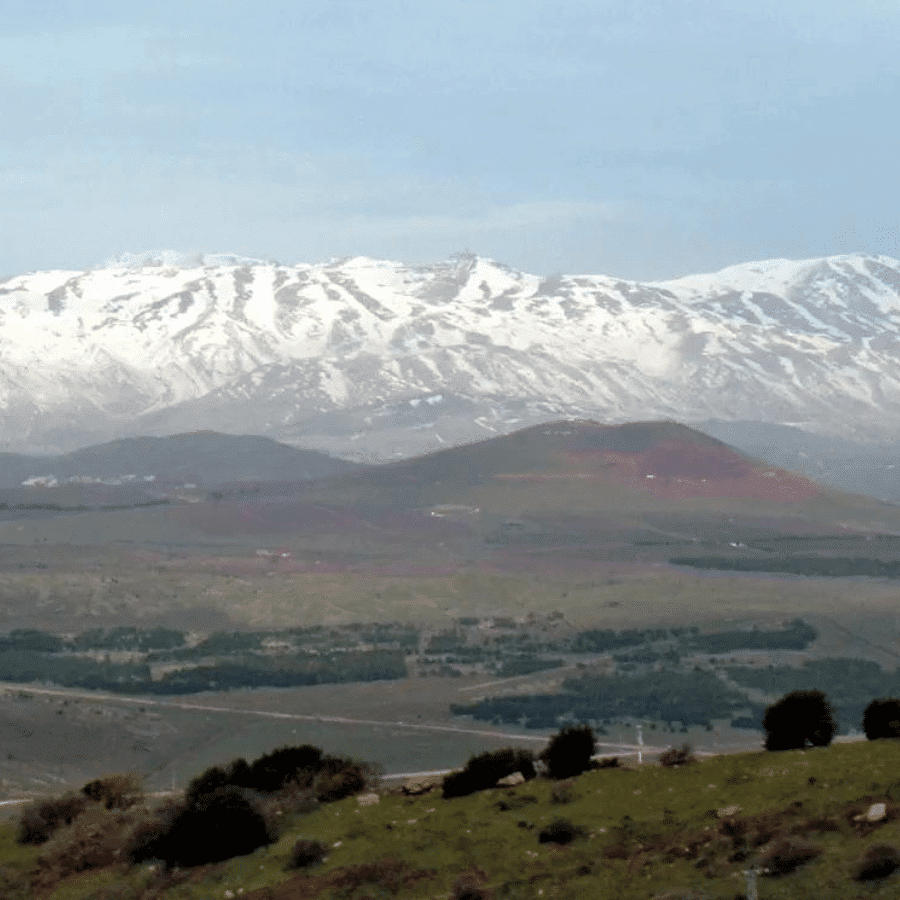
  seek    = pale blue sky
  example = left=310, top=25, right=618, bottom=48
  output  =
left=2, top=0, right=899, bottom=279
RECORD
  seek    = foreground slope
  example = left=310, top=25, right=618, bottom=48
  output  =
left=5, top=740, right=900, bottom=899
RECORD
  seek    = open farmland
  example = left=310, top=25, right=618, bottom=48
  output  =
left=0, top=422, right=899, bottom=806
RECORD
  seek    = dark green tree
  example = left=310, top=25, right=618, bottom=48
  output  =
left=763, top=690, right=836, bottom=751
left=539, top=724, right=596, bottom=779
left=862, top=697, right=900, bottom=740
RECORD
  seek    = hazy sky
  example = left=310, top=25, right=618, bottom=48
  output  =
left=2, top=0, right=899, bottom=279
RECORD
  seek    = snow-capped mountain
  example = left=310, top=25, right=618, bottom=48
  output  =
left=2, top=251, right=899, bottom=456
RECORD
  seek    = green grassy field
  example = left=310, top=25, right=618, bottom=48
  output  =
left=5, top=738, right=900, bottom=898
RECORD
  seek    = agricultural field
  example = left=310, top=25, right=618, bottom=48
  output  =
left=1, top=422, right=900, bottom=812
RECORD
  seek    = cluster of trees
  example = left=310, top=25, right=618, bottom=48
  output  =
left=0, top=624, right=415, bottom=694
left=0, top=624, right=421, bottom=660
left=0, top=647, right=407, bottom=693
left=689, top=618, right=816, bottom=653
left=70, top=627, right=185, bottom=652
left=494, top=655, right=564, bottom=677
left=728, top=658, right=900, bottom=735
left=453, top=669, right=748, bottom=730
left=569, top=621, right=817, bottom=655
left=570, top=627, right=671, bottom=653
left=759, top=690, right=900, bottom=749
left=147, top=649, right=407, bottom=693
left=672, top=555, right=900, bottom=578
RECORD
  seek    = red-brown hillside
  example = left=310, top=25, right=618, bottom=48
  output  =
left=479, top=420, right=821, bottom=503
left=558, top=421, right=821, bottom=502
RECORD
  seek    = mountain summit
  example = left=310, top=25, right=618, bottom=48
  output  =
left=1, top=252, right=898, bottom=454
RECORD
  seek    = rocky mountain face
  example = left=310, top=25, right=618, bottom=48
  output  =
left=2, top=251, right=900, bottom=458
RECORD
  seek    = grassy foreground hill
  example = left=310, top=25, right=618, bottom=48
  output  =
left=6, top=739, right=900, bottom=899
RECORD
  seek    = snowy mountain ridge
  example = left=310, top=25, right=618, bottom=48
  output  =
left=1, top=251, right=899, bottom=455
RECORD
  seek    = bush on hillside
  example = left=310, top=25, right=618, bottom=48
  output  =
left=862, top=698, right=900, bottom=740
left=81, top=773, right=143, bottom=810
left=127, top=785, right=277, bottom=868
left=185, top=745, right=375, bottom=809
left=31, top=804, right=151, bottom=892
left=316, top=761, right=370, bottom=802
left=286, top=837, right=329, bottom=870
left=442, top=748, right=536, bottom=799
left=762, top=690, right=836, bottom=751
left=659, top=743, right=695, bottom=768
left=17, top=793, right=88, bottom=845
left=128, top=744, right=377, bottom=868
left=537, top=818, right=585, bottom=845
left=450, top=866, right=492, bottom=900
left=263, top=782, right=320, bottom=819
left=759, top=836, right=822, bottom=876
left=250, top=744, right=323, bottom=792
left=329, top=858, right=435, bottom=896
left=539, top=725, right=596, bottom=779
left=183, top=761, right=237, bottom=806
left=853, top=843, right=900, bottom=881
left=0, top=866, right=29, bottom=900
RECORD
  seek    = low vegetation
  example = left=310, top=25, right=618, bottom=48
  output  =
left=5, top=725, right=900, bottom=899
left=442, top=748, right=536, bottom=799
left=0, top=617, right=822, bottom=715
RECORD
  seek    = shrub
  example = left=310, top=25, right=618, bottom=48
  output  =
left=81, top=773, right=144, bottom=809
left=539, top=725, right=597, bottom=779
left=451, top=866, right=492, bottom=900
left=32, top=804, right=151, bottom=890
left=183, top=763, right=234, bottom=806
left=537, top=818, right=585, bottom=845
left=250, top=744, right=323, bottom=792
left=853, top=843, right=900, bottom=881
left=762, top=690, right=836, bottom=751
left=659, top=743, right=695, bottom=767
left=0, top=866, right=29, bottom=900
left=550, top=781, right=576, bottom=804
left=127, top=785, right=277, bottom=868
left=863, top=698, right=900, bottom=740
left=286, top=837, right=329, bottom=869
left=185, top=746, right=377, bottom=812
left=331, top=858, right=412, bottom=895
left=759, top=837, right=822, bottom=876
left=315, top=763, right=368, bottom=803
left=264, top=782, right=319, bottom=819
left=442, top=748, right=536, bottom=799
left=18, top=792, right=88, bottom=845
